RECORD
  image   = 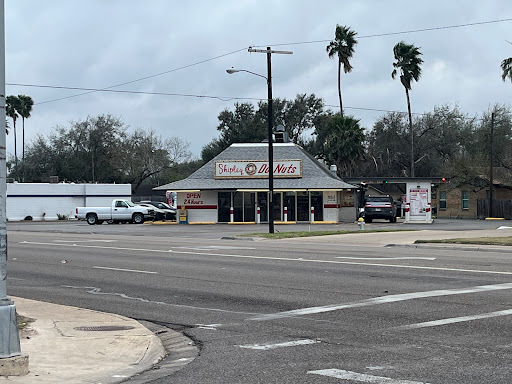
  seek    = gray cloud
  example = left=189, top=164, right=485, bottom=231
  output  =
left=5, top=0, right=512, bottom=158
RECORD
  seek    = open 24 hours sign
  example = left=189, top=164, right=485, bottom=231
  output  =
left=214, top=160, right=302, bottom=179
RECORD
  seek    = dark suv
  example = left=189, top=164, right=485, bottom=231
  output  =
left=363, top=195, right=397, bottom=223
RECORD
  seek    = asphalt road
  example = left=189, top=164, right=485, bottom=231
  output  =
left=6, top=220, right=512, bottom=383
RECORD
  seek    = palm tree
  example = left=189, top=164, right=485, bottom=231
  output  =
left=6, top=95, right=20, bottom=166
left=501, top=57, right=512, bottom=83
left=392, top=41, right=423, bottom=177
left=326, top=25, right=358, bottom=117
left=17, top=95, right=33, bottom=167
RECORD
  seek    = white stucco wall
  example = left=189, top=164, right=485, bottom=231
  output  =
left=177, top=190, right=218, bottom=223
left=7, top=183, right=132, bottom=221
left=323, top=191, right=339, bottom=222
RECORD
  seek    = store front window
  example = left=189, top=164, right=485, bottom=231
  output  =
left=297, top=191, right=310, bottom=221
left=310, top=191, right=323, bottom=221
left=283, top=192, right=296, bottom=221
left=218, top=192, right=231, bottom=223
left=233, top=191, right=243, bottom=222
left=244, top=192, right=256, bottom=222
left=257, top=192, right=268, bottom=222
left=272, top=192, right=282, bottom=221
left=218, top=191, right=324, bottom=223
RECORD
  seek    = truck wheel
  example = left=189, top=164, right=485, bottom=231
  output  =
left=132, top=213, right=144, bottom=224
left=86, top=213, right=98, bottom=225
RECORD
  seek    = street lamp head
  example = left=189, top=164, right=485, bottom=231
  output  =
left=226, top=68, right=267, bottom=80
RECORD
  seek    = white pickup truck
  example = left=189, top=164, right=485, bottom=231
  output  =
left=75, top=199, right=152, bottom=225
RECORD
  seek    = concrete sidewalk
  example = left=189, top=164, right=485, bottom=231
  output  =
left=0, top=297, right=166, bottom=384
left=280, top=227, right=512, bottom=248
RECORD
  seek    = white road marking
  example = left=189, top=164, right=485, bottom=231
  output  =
left=396, top=308, right=512, bottom=330
left=308, top=369, right=431, bottom=383
left=336, top=257, right=436, bottom=260
left=196, top=323, right=222, bottom=330
left=18, top=241, right=512, bottom=276
left=55, top=239, right=117, bottom=243
left=176, top=246, right=255, bottom=250
left=250, top=282, right=512, bottom=321
left=239, top=339, right=319, bottom=350
left=93, top=266, right=158, bottom=274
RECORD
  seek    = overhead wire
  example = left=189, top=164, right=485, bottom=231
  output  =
left=253, top=17, right=512, bottom=47
left=31, top=46, right=250, bottom=105
left=6, top=16, right=512, bottom=116
left=7, top=83, right=260, bottom=103
left=7, top=82, right=488, bottom=123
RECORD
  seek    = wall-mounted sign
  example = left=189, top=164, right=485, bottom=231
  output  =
left=214, top=160, right=302, bottom=179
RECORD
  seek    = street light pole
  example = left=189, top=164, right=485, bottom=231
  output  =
left=266, top=48, right=274, bottom=234
left=226, top=48, right=292, bottom=233
left=0, top=0, right=22, bottom=359
left=246, top=47, right=292, bottom=233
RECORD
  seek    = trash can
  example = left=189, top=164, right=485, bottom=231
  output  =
left=178, top=207, right=188, bottom=224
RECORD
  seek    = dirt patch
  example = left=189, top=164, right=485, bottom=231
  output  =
left=17, top=314, right=37, bottom=339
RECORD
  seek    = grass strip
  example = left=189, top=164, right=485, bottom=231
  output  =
left=241, top=229, right=416, bottom=239
left=415, top=237, right=512, bottom=246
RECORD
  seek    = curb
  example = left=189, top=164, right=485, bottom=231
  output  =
left=125, top=321, right=198, bottom=383
left=386, top=243, right=512, bottom=253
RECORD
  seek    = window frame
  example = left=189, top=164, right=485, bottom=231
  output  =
left=439, top=191, right=447, bottom=211
left=461, top=190, right=469, bottom=210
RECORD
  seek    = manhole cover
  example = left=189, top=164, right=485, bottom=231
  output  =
left=74, top=325, right=135, bottom=332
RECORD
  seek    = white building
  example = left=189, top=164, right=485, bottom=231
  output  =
left=6, top=183, right=132, bottom=221
left=155, top=143, right=358, bottom=224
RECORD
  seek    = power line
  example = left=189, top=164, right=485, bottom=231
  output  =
left=7, top=82, right=261, bottom=103
left=9, top=82, right=486, bottom=122
left=8, top=17, right=512, bottom=107
left=254, top=17, right=512, bottom=48
left=32, top=47, right=250, bottom=105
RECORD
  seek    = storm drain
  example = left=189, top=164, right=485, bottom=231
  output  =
left=74, top=325, right=135, bottom=332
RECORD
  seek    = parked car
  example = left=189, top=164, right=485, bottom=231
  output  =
left=135, top=203, right=166, bottom=221
left=75, top=199, right=151, bottom=225
left=137, top=201, right=176, bottom=220
left=362, top=195, right=397, bottom=223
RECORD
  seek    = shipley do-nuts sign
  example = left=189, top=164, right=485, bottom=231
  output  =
left=214, top=160, right=302, bottom=179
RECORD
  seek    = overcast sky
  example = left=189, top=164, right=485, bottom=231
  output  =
left=5, top=1, right=512, bottom=159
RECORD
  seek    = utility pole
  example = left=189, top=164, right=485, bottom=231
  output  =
left=0, top=0, right=22, bottom=360
left=247, top=47, right=292, bottom=234
left=489, top=111, right=495, bottom=218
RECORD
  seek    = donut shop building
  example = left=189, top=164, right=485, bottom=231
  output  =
left=155, top=143, right=357, bottom=224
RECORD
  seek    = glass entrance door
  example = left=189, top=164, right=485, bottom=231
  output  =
left=297, top=192, right=309, bottom=221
